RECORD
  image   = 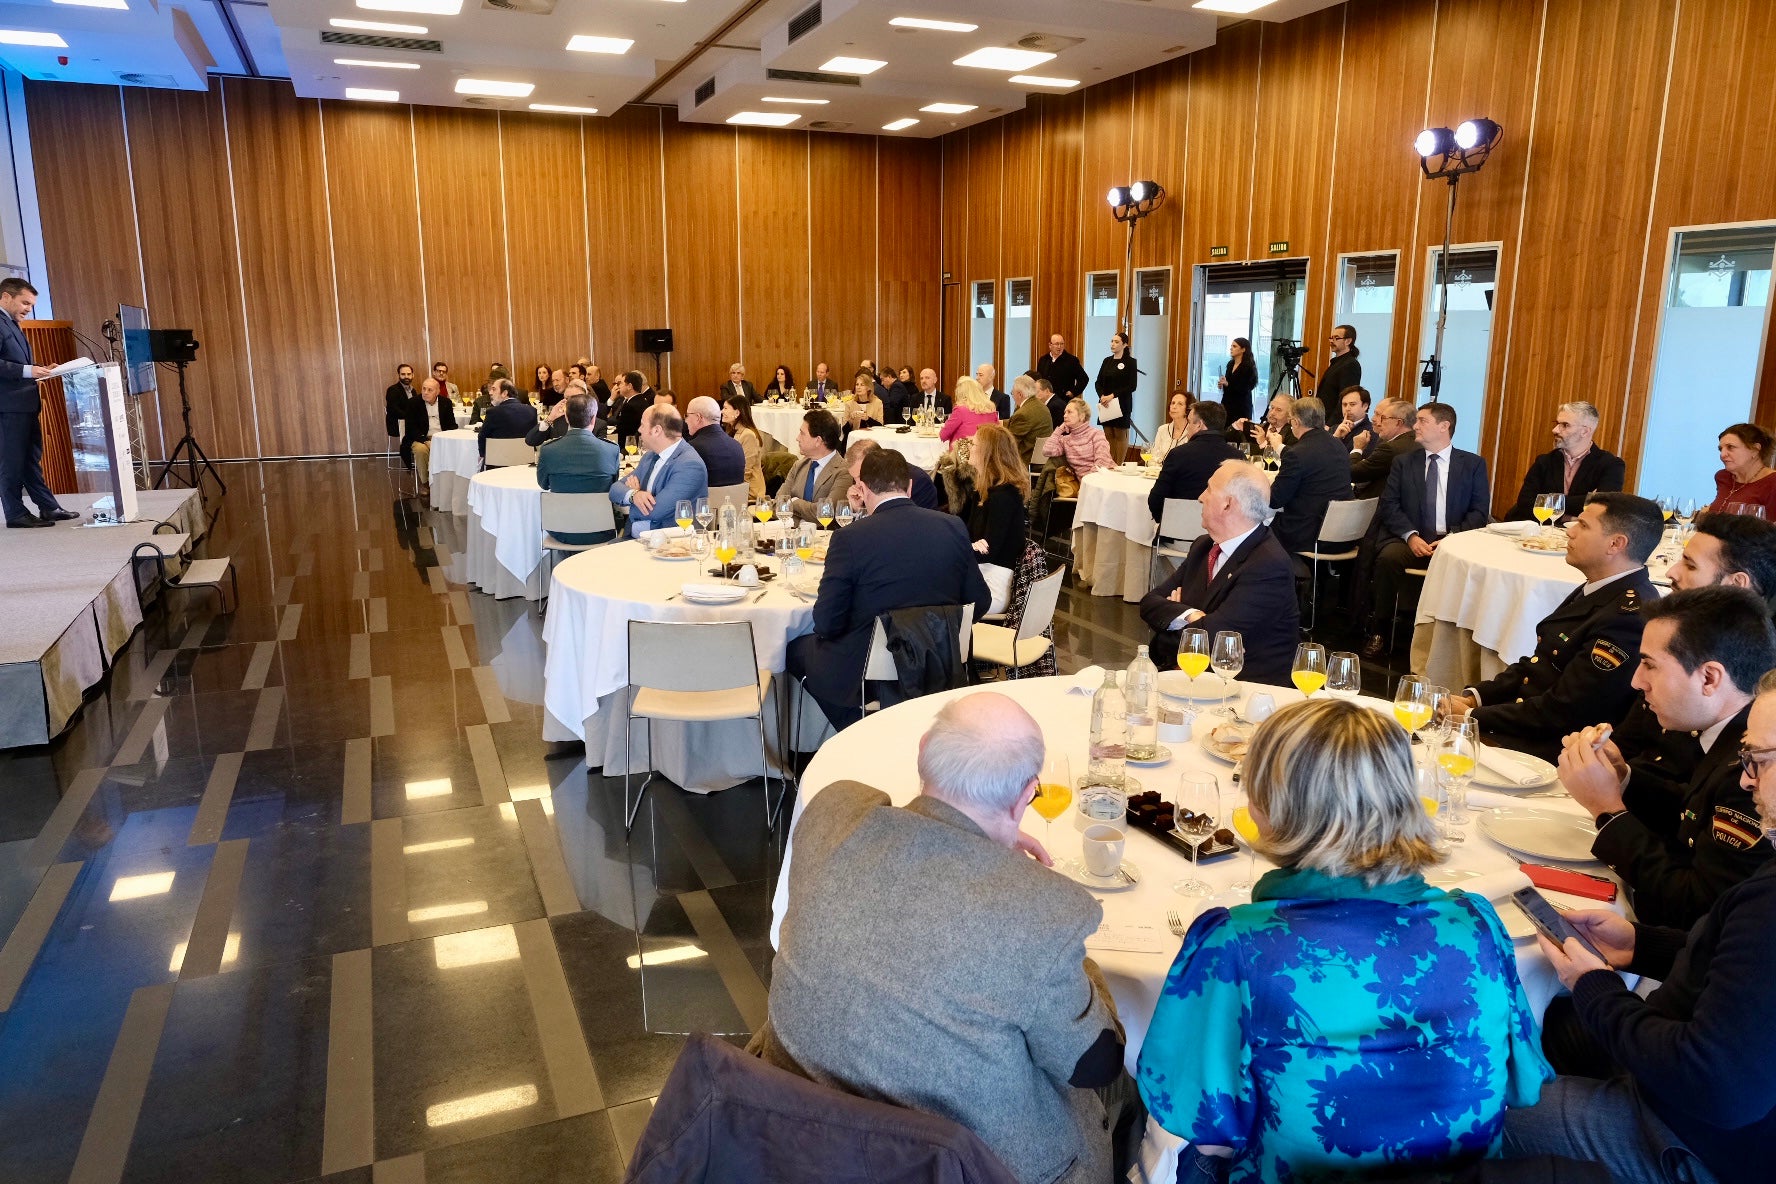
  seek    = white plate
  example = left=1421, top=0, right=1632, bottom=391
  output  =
left=649, top=549, right=701, bottom=562
left=1059, top=859, right=1141, bottom=892
left=1478, top=808, right=1600, bottom=863
left=680, top=585, right=746, bottom=605
left=1126, top=745, right=1173, bottom=768
left=1501, top=900, right=1540, bottom=941
left=1518, top=539, right=1569, bottom=557
left=1471, top=749, right=1559, bottom=790
left=1157, top=670, right=1237, bottom=702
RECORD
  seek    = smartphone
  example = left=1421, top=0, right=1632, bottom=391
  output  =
left=1511, top=887, right=1607, bottom=964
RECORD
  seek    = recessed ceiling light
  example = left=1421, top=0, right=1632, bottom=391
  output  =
left=882, top=118, right=919, bottom=132
left=331, top=17, right=428, bottom=34
left=1192, top=0, right=1277, bottom=12
left=334, top=58, right=421, bottom=70
left=1009, top=74, right=1080, bottom=89
left=820, top=56, right=887, bottom=75
left=954, top=47, right=1055, bottom=72
left=53, top=0, right=128, bottom=9
left=529, top=103, right=598, bottom=115
left=762, top=96, right=829, bottom=105
left=920, top=102, right=976, bottom=115
left=0, top=31, right=69, bottom=48
left=345, top=88, right=402, bottom=102
left=727, top=111, right=801, bottom=127
left=355, top=0, right=461, bottom=14
left=888, top=17, right=977, bottom=32
left=454, top=78, right=535, bottom=98
left=566, top=35, right=634, bottom=54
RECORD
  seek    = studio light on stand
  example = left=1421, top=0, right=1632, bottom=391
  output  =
left=1415, top=117, right=1501, bottom=404
left=1108, top=181, right=1166, bottom=338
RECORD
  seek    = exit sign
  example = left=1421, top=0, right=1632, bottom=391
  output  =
left=1209, top=245, right=1229, bottom=258
left=1268, top=240, right=1290, bottom=254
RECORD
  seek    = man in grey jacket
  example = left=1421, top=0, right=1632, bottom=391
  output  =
left=756, top=692, right=1135, bottom=1184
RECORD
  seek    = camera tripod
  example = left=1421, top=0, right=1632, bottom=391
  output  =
left=153, top=360, right=226, bottom=494
left=1272, top=357, right=1315, bottom=398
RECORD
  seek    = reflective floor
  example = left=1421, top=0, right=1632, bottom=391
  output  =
left=0, top=457, right=1155, bottom=1184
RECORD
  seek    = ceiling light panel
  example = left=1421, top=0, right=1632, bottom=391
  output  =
left=53, top=0, right=128, bottom=9
left=565, top=35, right=634, bottom=55
left=1192, top=0, right=1277, bottom=12
left=334, top=58, right=421, bottom=69
left=882, top=118, right=919, bottom=131
left=727, top=111, right=801, bottom=127
left=1009, top=74, right=1080, bottom=89
left=356, top=0, right=462, bottom=14
left=920, top=103, right=976, bottom=115
left=820, top=56, right=886, bottom=75
left=888, top=17, right=977, bottom=32
left=345, top=88, right=402, bottom=101
left=330, top=18, right=428, bottom=34
left=454, top=78, right=534, bottom=98
left=953, top=47, right=1055, bottom=71
left=529, top=104, right=598, bottom=115
left=0, top=31, right=69, bottom=47
left=762, top=96, right=828, bottom=105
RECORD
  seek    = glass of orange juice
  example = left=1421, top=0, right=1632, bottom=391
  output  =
left=1177, top=627, right=1211, bottom=684
left=1291, top=642, right=1327, bottom=698
left=1030, top=753, right=1073, bottom=842
left=1437, top=716, right=1478, bottom=825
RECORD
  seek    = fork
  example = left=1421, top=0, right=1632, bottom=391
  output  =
left=1166, top=910, right=1187, bottom=938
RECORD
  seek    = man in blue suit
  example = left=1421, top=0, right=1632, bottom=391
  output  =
left=1363, top=401, right=1491, bottom=657
left=537, top=394, right=620, bottom=545
left=611, top=404, right=708, bottom=537
left=788, top=447, right=991, bottom=729
left=478, top=378, right=535, bottom=462
left=0, top=279, right=74, bottom=528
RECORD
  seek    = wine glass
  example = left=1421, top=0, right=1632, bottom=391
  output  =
left=694, top=496, right=713, bottom=533
left=901, top=406, right=912, bottom=425
left=675, top=499, right=694, bottom=531
left=1437, top=716, right=1478, bottom=826
left=1229, top=801, right=1261, bottom=894
left=817, top=499, right=834, bottom=529
left=624, top=435, right=640, bottom=460
left=1532, top=492, right=1557, bottom=528
left=1656, top=494, right=1674, bottom=525
left=1291, top=642, right=1327, bottom=698
left=1393, top=674, right=1436, bottom=744
left=1177, top=627, right=1211, bottom=684
left=794, top=524, right=815, bottom=562
left=777, top=492, right=795, bottom=523
left=752, top=497, right=774, bottom=525
left=1030, top=754, right=1072, bottom=842
left=712, top=526, right=738, bottom=578
left=836, top=504, right=854, bottom=528
left=1326, top=651, right=1361, bottom=700
left=1677, top=496, right=1697, bottom=526
left=1211, top=631, right=1244, bottom=717
left=1171, top=772, right=1220, bottom=897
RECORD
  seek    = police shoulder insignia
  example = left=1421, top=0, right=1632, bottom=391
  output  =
left=1620, top=588, right=1642, bottom=613
left=1591, top=639, right=1630, bottom=671
left=1712, top=806, right=1762, bottom=851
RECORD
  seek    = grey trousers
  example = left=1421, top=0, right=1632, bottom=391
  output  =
left=1502, top=1075, right=1719, bottom=1184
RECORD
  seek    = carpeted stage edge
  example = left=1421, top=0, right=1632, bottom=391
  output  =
left=0, top=488, right=205, bottom=748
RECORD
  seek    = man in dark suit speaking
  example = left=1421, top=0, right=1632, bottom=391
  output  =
left=0, top=279, right=74, bottom=528
left=1139, top=459, right=1300, bottom=686
left=788, top=447, right=991, bottom=729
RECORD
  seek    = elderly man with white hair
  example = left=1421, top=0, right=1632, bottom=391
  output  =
left=754, top=691, right=1137, bottom=1184
left=1138, top=459, right=1301, bottom=684
left=683, top=394, right=745, bottom=487
left=1504, top=399, right=1626, bottom=521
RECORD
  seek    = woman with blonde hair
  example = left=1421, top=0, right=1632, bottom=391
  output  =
left=1041, top=397, right=1114, bottom=489
left=965, top=423, right=1030, bottom=614
left=939, top=375, right=1000, bottom=446
left=1138, top=698, right=1551, bottom=1183
left=722, top=393, right=767, bottom=498
left=842, top=372, right=884, bottom=433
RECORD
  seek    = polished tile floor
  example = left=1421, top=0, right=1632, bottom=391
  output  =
left=0, top=457, right=1164, bottom=1184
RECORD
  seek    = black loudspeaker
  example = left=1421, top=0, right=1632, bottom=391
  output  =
left=147, top=328, right=200, bottom=364
left=634, top=328, right=674, bottom=354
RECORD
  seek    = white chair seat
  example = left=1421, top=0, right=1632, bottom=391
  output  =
left=178, top=558, right=231, bottom=586
left=971, top=624, right=1052, bottom=668
left=1406, top=566, right=1430, bottom=577
left=631, top=671, right=772, bottom=722
left=542, top=536, right=600, bottom=553
left=1298, top=546, right=1360, bottom=562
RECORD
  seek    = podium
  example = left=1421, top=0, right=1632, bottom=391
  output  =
left=52, top=360, right=139, bottom=523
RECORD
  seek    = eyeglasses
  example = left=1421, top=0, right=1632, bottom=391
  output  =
left=1739, top=746, right=1776, bottom=779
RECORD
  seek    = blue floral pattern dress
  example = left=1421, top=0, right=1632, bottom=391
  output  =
left=1137, top=867, right=1552, bottom=1183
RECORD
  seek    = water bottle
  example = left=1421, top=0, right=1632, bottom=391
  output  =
left=1124, top=645, right=1159, bottom=761
left=1083, top=670, right=1129, bottom=829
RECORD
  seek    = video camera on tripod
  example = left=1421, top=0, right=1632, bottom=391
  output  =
left=1271, top=339, right=1312, bottom=396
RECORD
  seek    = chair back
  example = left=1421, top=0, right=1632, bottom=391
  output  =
left=708, top=483, right=750, bottom=514
left=1158, top=498, right=1205, bottom=543
left=627, top=620, right=760, bottom=694
left=541, top=490, right=615, bottom=537
left=1028, top=435, right=1051, bottom=473
left=485, top=436, right=538, bottom=468
left=1317, top=497, right=1378, bottom=545
left=958, top=603, right=974, bottom=662
left=1016, top=568, right=1066, bottom=642
left=863, top=619, right=897, bottom=680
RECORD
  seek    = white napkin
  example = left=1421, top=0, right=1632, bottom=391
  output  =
left=1465, top=786, right=1572, bottom=812
left=1085, top=923, right=1169, bottom=954
left=1069, top=666, right=1110, bottom=694
left=1485, top=520, right=1539, bottom=537
left=680, top=582, right=740, bottom=600
left=642, top=526, right=692, bottom=544
left=1476, top=745, right=1551, bottom=787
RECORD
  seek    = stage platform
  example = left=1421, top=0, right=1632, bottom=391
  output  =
left=0, top=489, right=206, bottom=748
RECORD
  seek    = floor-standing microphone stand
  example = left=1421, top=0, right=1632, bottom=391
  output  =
left=154, top=360, right=226, bottom=494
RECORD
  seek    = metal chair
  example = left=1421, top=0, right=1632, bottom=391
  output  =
left=857, top=604, right=975, bottom=718
left=484, top=436, right=539, bottom=468
left=1148, top=498, right=1206, bottom=585
left=708, top=483, right=750, bottom=515
left=1296, top=497, right=1379, bottom=632
left=538, top=491, right=616, bottom=610
left=971, top=568, right=1065, bottom=679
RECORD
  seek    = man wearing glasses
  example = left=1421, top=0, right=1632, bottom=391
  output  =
left=1317, top=323, right=1361, bottom=406
left=1347, top=395, right=1417, bottom=499
left=1557, top=585, right=1776, bottom=928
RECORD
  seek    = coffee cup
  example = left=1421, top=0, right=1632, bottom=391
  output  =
left=1081, top=824, right=1125, bottom=878
left=737, top=564, right=761, bottom=587
left=1244, top=692, right=1276, bottom=723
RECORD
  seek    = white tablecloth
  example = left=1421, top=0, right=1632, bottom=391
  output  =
left=754, top=403, right=812, bottom=448
left=428, top=427, right=482, bottom=515
left=540, top=539, right=832, bottom=790
left=850, top=426, right=946, bottom=471
left=1075, top=468, right=1160, bottom=547
left=464, top=466, right=544, bottom=600
left=1071, top=468, right=1159, bottom=601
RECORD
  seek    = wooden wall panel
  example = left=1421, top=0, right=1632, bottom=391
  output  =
left=661, top=119, right=739, bottom=401
left=582, top=106, right=666, bottom=384
left=877, top=137, right=941, bottom=376
left=500, top=113, right=592, bottom=383
left=962, top=122, right=1004, bottom=377
left=939, top=133, right=970, bottom=380
left=124, top=87, right=254, bottom=461
left=807, top=134, right=876, bottom=382
left=1131, top=60, right=1189, bottom=390
left=1035, top=94, right=1085, bottom=350
left=1079, top=77, right=1135, bottom=277
left=412, top=106, right=510, bottom=395
left=999, top=110, right=1042, bottom=283
left=1181, top=21, right=1262, bottom=265
left=736, top=129, right=810, bottom=388
left=223, top=78, right=344, bottom=457
left=320, top=100, right=428, bottom=454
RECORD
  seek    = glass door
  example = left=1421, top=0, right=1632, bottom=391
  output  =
left=1083, top=272, right=1120, bottom=379
left=1417, top=244, right=1499, bottom=453
left=970, top=280, right=996, bottom=376
left=1004, top=278, right=1034, bottom=378
left=1639, top=225, right=1776, bottom=501
left=1335, top=252, right=1398, bottom=403
left=1193, top=260, right=1310, bottom=406
left=1130, top=268, right=1171, bottom=433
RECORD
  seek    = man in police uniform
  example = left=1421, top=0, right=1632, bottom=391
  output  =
left=1557, top=586, right=1776, bottom=928
left=1442, top=492, right=1663, bottom=762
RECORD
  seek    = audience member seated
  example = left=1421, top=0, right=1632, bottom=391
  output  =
left=585, top=363, right=611, bottom=419
left=429, top=361, right=459, bottom=409
left=782, top=410, right=854, bottom=524
left=1040, top=377, right=1070, bottom=429
left=1233, top=392, right=1297, bottom=454
left=1503, top=668, right=1776, bottom=1184
left=1005, top=374, right=1051, bottom=466
left=719, top=362, right=756, bottom=405
left=1328, top=384, right=1374, bottom=455
left=940, top=377, right=999, bottom=446
left=610, top=404, right=709, bottom=538
left=385, top=363, right=416, bottom=441
left=755, top=693, right=1134, bottom=1183
left=530, top=363, right=553, bottom=406
left=1707, top=421, right=1776, bottom=518
left=1148, top=390, right=1196, bottom=463
left=844, top=437, right=941, bottom=513
left=881, top=367, right=912, bottom=425
left=478, top=379, right=534, bottom=462
left=1348, top=395, right=1418, bottom=499
left=1362, top=402, right=1492, bottom=658
left=1669, top=509, right=1776, bottom=615
left=1147, top=401, right=1242, bottom=521
left=965, top=424, right=1030, bottom=617
left=810, top=361, right=840, bottom=401
left=1503, top=401, right=1626, bottom=521
left=722, top=394, right=767, bottom=498
left=786, top=449, right=989, bottom=728
left=467, top=380, right=492, bottom=426
left=1042, top=398, right=1115, bottom=485
left=912, top=367, right=952, bottom=415
left=1441, top=493, right=1663, bottom=761
left=975, top=363, right=1011, bottom=421
left=613, top=369, right=651, bottom=444
left=1141, top=697, right=1551, bottom=1184
left=842, top=373, right=884, bottom=434
left=535, top=394, right=619, bottom=546
left=525, top=382, right=575, bottom=448
left=542, top=368, right=568, bottom=409
left=400, top=376, right=456, bottom=489
left=763, top=364, right=796, bottom=401
left=1139, top=460, right=1300, bottom=684
left=1265, top=395, right=1353, bottom=556
left=1557, top=586, right=1776, bottom=928
left=684, top=395, right=745, bottom=488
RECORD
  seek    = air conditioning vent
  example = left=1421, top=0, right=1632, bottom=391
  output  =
left=764, top=67, right=861, bottom=87
left=787, top=3, right=822, bottom=44
left=808, top=120, right=852, bottom=131
left=483, top=0, right=556, bottom=11
left=459, top=95, right=509, bottom=108
left=117, top=72, right=180, bottom=87
left=321, top=31, right=444, bottom=53
left=694, top=77, right=716, bottom=106
left=1016, top=32, right=1085, bottom=53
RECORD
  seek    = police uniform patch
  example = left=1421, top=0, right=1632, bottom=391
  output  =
left=1591, top=639, right=1629, bottom=672
left=1712, top=806, right=1762, bottom=851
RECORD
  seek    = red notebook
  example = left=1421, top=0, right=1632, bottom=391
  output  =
left=1521, top=862, right=1618, bottom=902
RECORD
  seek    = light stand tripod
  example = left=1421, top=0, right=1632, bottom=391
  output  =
left=154, top=359, right=225, bottom=493
left=1413, top=118, right=1502, bottom=405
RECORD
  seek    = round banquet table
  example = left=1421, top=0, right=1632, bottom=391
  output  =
left=427, top=427, right=482, bottom=515
left=463, top=466, right=544, bottom=601
left=753, top=403, right=813, bottom=449
left=540, top=538, right=834, bottom=791
left=1071, top=467, right=1160, bottom=602
left=849, top=426, right=946, bottom=471
left=768, top=676, right=1605, bottom=1182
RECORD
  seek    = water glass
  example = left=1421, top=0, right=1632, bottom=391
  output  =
left=1327, top=651, right=1361, bottom=700
left=1211, top=631, right=1244, bottom=717
left=1170, top=772, right=1220, bottom=898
